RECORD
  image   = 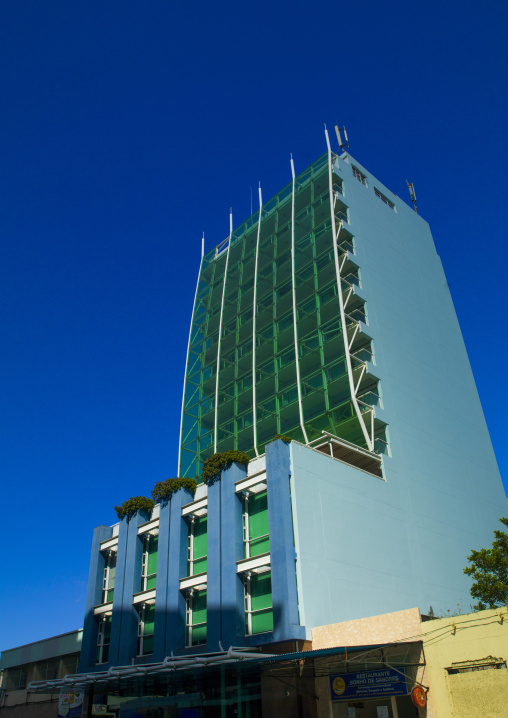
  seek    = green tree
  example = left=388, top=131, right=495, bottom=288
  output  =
left=464, top=517, right=508, bottom=610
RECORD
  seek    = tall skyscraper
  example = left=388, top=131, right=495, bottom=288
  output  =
left=76, top=131, right=506, bottom=684
left=179, top=142, right=387, bottom=480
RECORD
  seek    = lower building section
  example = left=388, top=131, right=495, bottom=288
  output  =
left=15, top=606, right=508, bottom=718
left=79, top=440, right=305, bottom=675
left=79, top=434, right=506, bottom=674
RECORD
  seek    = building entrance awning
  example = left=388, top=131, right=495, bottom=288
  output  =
left=28, top=640, right=425, bottom=693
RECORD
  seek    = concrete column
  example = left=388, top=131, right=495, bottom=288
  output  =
left=152, top=499, right=171, bottom=661
left=109, top=510, right=150, bottom=666
left=165, top=488, right=194, bottom=654
left=205, top=474, right=221, bottom=651
left=116, top=510, right=150, bottom=665
left=266, top=439, right=305, bottom=642
left=220, top=462, right=248, bottom=647
left=207, top=461, right=247, bottom=650
left=78, top=525, right=112, bottom=673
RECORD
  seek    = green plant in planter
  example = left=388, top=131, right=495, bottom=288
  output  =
left=151, top=477, right=197, bottom=504
left=273, top=433, right=292, bottom=443
left=114, top=496, right=155, bottom=521
left=201, top=450, right=251, bottom=484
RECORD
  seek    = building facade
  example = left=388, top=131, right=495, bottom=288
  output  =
left=312, top=605, right=508, bottom=718
left=0, top=630, right=82, bottom=718
left=75, top=133, right=506, bottom=686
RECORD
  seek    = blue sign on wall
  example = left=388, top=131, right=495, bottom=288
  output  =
left=330, top=668, right=407, bottom=700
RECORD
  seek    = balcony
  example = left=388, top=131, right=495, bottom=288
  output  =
left=309, top=431, right=383, bottom=478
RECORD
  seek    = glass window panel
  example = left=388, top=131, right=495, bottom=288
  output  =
left=252, top=609, right=274, bottom=634
left=103, top=616, right=112, bottom=641
left=146, top=575, right=157, bottom=590
left=192, top=591, right=207, bottom=624
left=249, top=536, right=270, bottom=556
left=193, top=556, right=207, bottom=573
left=250, top=573, right=272, bottom=611
left=248, top=491, right=269, bottom=540
left=192, top=624, right=207, bottom=645
left=147, top=536, right=158, bottom=575
left=142, top=635, right=154, bottom=654
left=143, top=605, right=155, bottom=635
left=193, top=517, right=207, bottom=559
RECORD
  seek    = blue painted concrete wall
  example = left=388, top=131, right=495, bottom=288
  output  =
left=288, top=153, right=507, bottom=633
left=79, top=524, right=112, bottom=672
left=115, top=510, right=148, bottom=665
left=206, top=462, right=245, bottom=649
left=81, top=456, right=308, bottom=669
left=163, top=488, right=193, bottom=656
left=265, top=440, right=305, bottom=642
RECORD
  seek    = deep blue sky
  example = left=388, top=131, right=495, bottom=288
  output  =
left=1, top=0, right=507, bottom=652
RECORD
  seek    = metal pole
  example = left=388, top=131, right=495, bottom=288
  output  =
left=291, top=156, right=309, bottom=444
left=252, top=185, right=262, bottom=456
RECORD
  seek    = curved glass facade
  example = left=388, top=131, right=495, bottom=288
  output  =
left=179, top=152, right=382, bottom=479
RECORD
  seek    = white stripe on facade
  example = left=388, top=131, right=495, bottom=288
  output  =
left=290, top=156, right=309, bottom=445
left=251, top=185, right=263, bottom=456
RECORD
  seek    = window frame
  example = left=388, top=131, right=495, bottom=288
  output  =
left=96, top=613, right=112, bottom=665
left=101, top=550, right=116, bottom=604
left=242, top=488, right=270, bottom=559
left=374, top=187, right=396, bottom=210
left=141, top=532, right=158, bottom=592
left=352, top=165, right=368, bottom=186
left=137, top=602, right=155, bottom=656
left=244, top=569, right=274, bottom=636
left=187, top=513, right=208, bottom=577
left=185, top=589, right=207, bottom=647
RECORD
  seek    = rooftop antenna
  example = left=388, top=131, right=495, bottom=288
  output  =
left=406, top=180, right=418, bottom=213
left=335, top=125, right=349, bottom=152
left=250, top=186, right=253, bottom=216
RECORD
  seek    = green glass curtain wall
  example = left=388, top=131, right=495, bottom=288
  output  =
left=179, top=153, right=374, bottom=478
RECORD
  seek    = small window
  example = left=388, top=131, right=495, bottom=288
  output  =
left=137, top=603, right=155, bottom=656
left=36, top=660, right=59, bottom=681
left=141, top=533, right=158, bottom=592
left=186, top=589, right=207, bottom=647
left=333, top=180, right=344, bottom=196
left=447, top=662, right=506, bottom=674
left=102, top=551, right=116, bottom=604
left=7, top=666, right=28, bottom=690
left=352, top=166, right=367, bottom=185
left=244, top=570, right=274, bottom=635
left=187, top=515, right=207, bottom=576
left=96, top=614, right=112, bottom=664
left=243, top=489, right=270, bottom=559
left=374, top=187, right=395, bottom=210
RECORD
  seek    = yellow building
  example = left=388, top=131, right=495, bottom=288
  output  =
left=421, top=607, right=508, bottom=718
left=312, top=606, right=508, bottom=718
